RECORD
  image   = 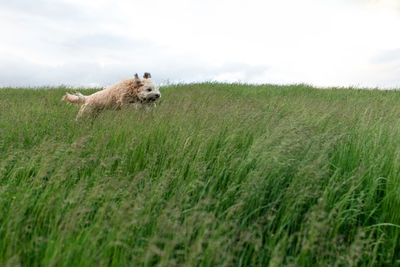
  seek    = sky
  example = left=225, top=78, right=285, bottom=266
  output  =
left=0, top=0, right=400, bottom=88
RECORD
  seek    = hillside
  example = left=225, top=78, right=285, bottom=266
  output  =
left=1, top=84, right=400, bottom=266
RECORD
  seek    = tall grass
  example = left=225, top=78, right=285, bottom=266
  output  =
left=0, top=84, right=400, bottom=266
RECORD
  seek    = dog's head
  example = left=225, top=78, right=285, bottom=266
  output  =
left=134, top=73, right=161, bottom=103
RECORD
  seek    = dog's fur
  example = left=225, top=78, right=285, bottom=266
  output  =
left=63, top=73, right=161, bottom=119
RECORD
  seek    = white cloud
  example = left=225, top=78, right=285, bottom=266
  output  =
left=0, top=0, right=399, bottom=88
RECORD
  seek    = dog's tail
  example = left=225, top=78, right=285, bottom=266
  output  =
left=62, top=92, right=87, bottom=104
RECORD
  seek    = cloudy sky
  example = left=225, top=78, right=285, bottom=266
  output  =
left=1, top=0, right=400, bottom=88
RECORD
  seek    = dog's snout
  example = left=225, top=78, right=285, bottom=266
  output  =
left=155, top=94, right=160, bottom=99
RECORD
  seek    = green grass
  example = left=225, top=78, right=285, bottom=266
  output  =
left=1, top=83, right=400, bottom=266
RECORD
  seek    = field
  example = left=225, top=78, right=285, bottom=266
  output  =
left=1, top=84, right=400, bottom=266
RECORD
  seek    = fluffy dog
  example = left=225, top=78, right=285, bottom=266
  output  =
left=63, top=73, right=161, bottom=119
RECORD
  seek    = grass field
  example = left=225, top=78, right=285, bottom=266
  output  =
left=1, top=83, right=400, bottom=266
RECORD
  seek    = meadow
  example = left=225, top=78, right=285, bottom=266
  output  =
left=1, top=83, right=400, bottom=266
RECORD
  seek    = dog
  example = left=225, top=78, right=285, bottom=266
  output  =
left=63, top=73, right=161, bottom=119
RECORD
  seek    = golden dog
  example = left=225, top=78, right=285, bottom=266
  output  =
left=63, top=73, right=160, bottom=119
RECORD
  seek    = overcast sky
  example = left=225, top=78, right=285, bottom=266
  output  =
left=1, top=0, right=400, bottom=88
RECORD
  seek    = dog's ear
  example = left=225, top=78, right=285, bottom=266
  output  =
left=143, top=72, right=151, bottom=79
left=133, top=73, right=144, bottom=88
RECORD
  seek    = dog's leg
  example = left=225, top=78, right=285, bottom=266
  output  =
left=76, top=103, right=90, bottom=120
left=116, top=97, right=124, bottom=108
left=132, top=103, right=142, bottom=110
left=144, top=104, right=152, bottom=112
left=144, top=102, right=156, bottom=112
